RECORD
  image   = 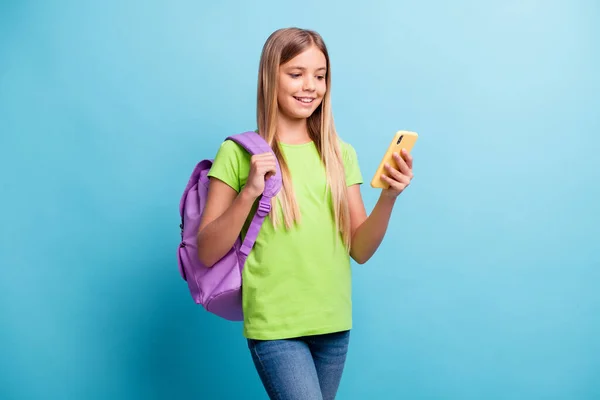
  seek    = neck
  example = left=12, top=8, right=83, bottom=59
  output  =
left=277, top=114, right=311, bottom=145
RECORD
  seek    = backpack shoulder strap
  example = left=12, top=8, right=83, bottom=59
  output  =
left=225, top=131, right=282, bottom=263
left=225, top=131, right=282, bottom=197
left=226, top=131, right=282, bottom=198
left=226, top=131, right=270, bottom=155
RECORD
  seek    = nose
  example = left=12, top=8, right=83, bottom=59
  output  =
left=303, top=76, right=316, bottom=92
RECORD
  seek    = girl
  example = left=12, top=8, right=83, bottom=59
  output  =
left=197, top=27, right=414, bottom=400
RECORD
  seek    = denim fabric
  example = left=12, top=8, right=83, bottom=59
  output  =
left=247, top=330, right=350, bottom=400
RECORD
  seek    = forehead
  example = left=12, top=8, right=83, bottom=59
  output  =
left=282, top=46, right=327, bottom=70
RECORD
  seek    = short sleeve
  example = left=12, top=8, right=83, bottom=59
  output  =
left=341, top=141, right=363, bottom=186
left=207, top=140, right=249, bottom=192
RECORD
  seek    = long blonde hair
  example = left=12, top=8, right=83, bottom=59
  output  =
left=256, top=27, right=351, bottom=250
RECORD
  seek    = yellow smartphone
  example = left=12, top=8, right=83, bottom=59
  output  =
left=370, top=130, right=418, bottom=189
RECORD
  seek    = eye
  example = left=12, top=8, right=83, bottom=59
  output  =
left=316, top=75, right=325, bottom=80
left=289, top=73, right=301, bottom=79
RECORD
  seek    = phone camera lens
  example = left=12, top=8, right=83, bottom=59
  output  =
left=397, top=135, right=403, bottom=145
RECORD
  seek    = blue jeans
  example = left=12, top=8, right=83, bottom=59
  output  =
left=247, top=330, right=350, bottom=400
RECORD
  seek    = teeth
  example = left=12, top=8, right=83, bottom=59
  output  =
left=296, top=97, right=313, bottom=103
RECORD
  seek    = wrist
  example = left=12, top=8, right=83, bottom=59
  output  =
left=240, top=186, right=260, bottom=203
left=379, top=190, right=398, bottom=204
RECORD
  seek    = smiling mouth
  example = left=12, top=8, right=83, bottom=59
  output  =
left=294, top=96, right=315, bottom=104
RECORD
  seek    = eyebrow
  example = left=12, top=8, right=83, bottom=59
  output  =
left=286, top=66, right=327, bottom=72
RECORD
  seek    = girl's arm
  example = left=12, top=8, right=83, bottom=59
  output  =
left=197, top=152, right=277, bottom=267
left=349, top=149, right=414, bottom=264
left=196, top=179, right=257, bottom=267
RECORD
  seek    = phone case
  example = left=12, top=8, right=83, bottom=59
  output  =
left=370, top=130, right=418, bottom=189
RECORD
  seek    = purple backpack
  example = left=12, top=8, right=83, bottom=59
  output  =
left=177, top=131, right=282, bottom=321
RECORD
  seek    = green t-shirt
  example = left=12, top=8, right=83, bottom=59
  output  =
left=207, top=138, right=363, bottom=340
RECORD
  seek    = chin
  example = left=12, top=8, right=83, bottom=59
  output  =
left=295, top=109, right=316, bottom=119
left=295, top=103, right=322, bottom=118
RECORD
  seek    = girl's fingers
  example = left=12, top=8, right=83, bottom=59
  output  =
left=384, top=163, right=411, bottom=185
left=381, top=174, right=407, bottom=190
left=393, top=152, right=411, bottom=176
left=402, top=149, right=414, bottom=170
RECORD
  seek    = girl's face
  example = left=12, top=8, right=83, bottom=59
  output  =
left=277, top=45, right=327, bottom=121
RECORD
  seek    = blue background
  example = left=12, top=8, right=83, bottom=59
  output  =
left=1, top=1, right=599, bottom=399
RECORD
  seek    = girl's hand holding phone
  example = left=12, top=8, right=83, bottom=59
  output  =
left=380, top=149, right=414, bottom=199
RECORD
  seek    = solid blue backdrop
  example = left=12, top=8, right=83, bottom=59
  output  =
left=1, top=1, right=599, bottom=399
